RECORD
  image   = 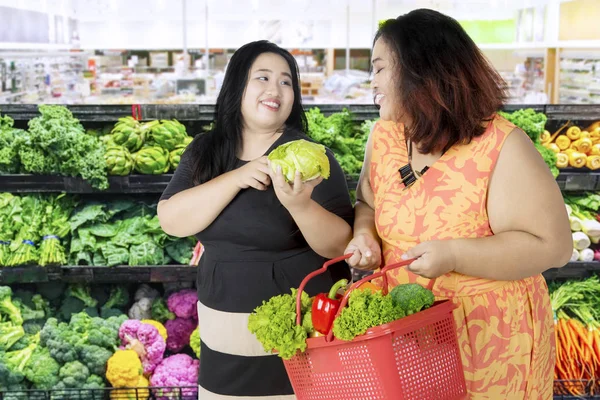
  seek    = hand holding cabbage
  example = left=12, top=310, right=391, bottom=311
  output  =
left=267, top=140, right=330, bottom=183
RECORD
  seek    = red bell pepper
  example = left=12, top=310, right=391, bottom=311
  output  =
left=311, top=279, right=349, bottom=335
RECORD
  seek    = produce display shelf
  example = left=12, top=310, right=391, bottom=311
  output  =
left=0, top=174, right=359, bottom=193
left=557, top=169, right=600, bottom=192
left=0, top=262, right=597, bottom=284
left=1, top=171, right=596, bottom=194
left=0, top=265, right=197, bottom=284
left=0, top=174, right=174, bottom=193
left=542, top=261, right=600, bottom=280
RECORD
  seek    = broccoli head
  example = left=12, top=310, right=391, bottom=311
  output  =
left=83, top=374, right=104, bottom=389
left=39, top=318, right=79, bottom=364
left=79, top=344, right=113, bottom=376
left=23, top=347, right=60, bottom=389
left=57, top=360, right=90, bottom=388
left=389, top=283, right=435, bottom=316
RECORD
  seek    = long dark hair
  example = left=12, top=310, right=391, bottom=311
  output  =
left=375, top=9, right=507, bottom=154
left=188, top=40, right=307, bottom=184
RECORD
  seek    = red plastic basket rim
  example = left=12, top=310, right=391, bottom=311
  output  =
left=303, top=299, right=457, bottom=351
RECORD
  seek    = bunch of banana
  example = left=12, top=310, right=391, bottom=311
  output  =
left=105, top=145, right=134, bottom=176
left=150, top=119, right=189, bottom=151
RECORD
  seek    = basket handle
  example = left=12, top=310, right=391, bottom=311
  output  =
left=323, top=258, right=436, bottom=342
left=295, top=254, right=353, bottom=326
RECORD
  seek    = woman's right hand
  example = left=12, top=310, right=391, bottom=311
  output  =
left=344, top=233, right=382, bottom=270
left=234, top=156, right=272, bottom=190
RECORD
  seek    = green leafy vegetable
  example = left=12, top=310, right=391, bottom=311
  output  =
left=332, top=289, right=404, bottom=341
left=248, top=289, right=313, bottom=359
left=268, top=139, right=330, bottom=182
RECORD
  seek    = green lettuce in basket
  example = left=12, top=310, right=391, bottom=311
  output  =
left=248, top=288, right=313, bottom=359
left=268, top=139, right=330, bottom=183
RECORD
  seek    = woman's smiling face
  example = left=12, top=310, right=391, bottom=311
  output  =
left=371, top=38, right=402, bottom=122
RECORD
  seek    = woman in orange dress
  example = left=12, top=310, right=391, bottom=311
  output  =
left=345, top=9, right=572, bottom=399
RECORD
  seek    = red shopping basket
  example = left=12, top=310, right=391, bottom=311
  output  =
left=283, top=255, right=467, bottom=400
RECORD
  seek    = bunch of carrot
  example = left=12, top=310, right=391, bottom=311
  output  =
left=550, top=276, right=600, bottom=395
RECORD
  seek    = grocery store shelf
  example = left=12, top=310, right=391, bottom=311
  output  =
left=0, top=261, right=597, bottom=284
left=0, top=174, right=359, bottom=193
left=556, top=169, right=600, bottom=192
left=0, top=174, right=174, bottom=193
left=543, top=261, right=600, bottom=280
left=0, top=265, right=197, bottom=284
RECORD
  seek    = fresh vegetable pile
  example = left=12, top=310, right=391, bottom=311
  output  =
left=550, top=277, right=600, bottom=396
left=0, top=194, right=76, bottom=267
left=0, top=194, right=194, bottom=267
left=105, top=117, right=193, bottom=175
left=0, top=282, right=200, bottom=398
left=305, top=107, right=372, bottom=176
left=539, top=120, right=600, bottom=171
left=564, top=193, right=600, bottom=263
left=0, top=106, right=109, bottom=189
left=68, top=199, right=194, bottom=267
left=248, top=279, right=435, bottom=360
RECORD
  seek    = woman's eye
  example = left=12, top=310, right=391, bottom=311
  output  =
left=281, top=80, right=291, bottom=86
left=375, top=68, right=383, bottom=74
left=258, top=76, right=268, bottom=81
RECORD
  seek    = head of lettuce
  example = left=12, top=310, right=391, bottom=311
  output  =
left=267, top=139, right=331, bottom=183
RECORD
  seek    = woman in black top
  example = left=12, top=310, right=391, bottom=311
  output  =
left=157, top=41, right=353, bottom=399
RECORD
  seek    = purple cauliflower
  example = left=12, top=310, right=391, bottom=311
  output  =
left=167, top=289, right=198, bottom=320
left=165, top=318, right=196, bottom=353
left=150, top=354, right=199, bottom=400
left=118, top=319, right=166, bottom=374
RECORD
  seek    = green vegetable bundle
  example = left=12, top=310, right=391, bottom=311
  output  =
left=0, top=194, right=22, bottom=266
left=68, top=200, right=194, bottom=267
left=133, top=147, right=170, bottom=175
left=39, top=195, right=76, bottom=267
left=0, top=112, right=22, bottom=174
left=248, top=288, right=313, bottom=359
left=268, top=139, right=331, bottom=182
left=305, top=107, right=370, bottom=176
left=17, top=105, right=108, bottom=189
left=110, top=116, right=149, bottom=152
left=105, top=145, right=134, bottom=176
left=150, top=119, right=188, bottom=151
left=6, top=195, right=45, bottom=267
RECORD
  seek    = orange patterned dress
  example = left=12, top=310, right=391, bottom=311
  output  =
left=369, top=116, right=555, bottom=399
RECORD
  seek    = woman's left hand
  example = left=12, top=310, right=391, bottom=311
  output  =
left=401, top=240, right=458, bottom=279
left=269, top=164, right=323, bottom=212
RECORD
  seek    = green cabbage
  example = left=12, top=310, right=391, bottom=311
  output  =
left=267, top=139, right=330, bottom=183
